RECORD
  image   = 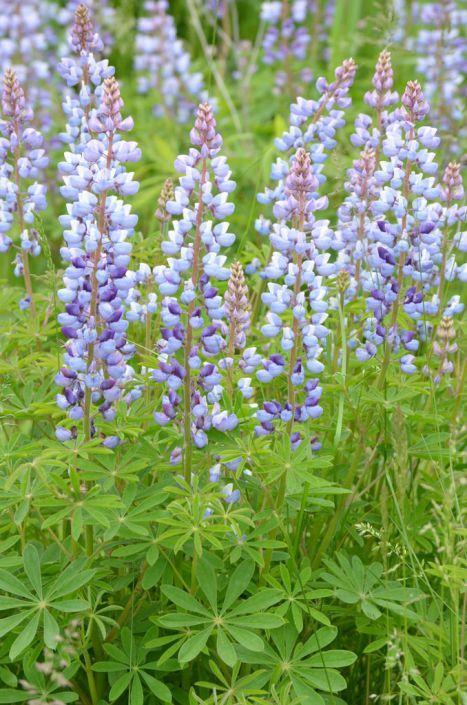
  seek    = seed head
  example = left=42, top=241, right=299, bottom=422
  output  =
left=225, top=262, right=250, bottom=349
left=156, top=178, right=174, bottom=222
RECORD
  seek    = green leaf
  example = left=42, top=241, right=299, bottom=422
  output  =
left=291, top=675, right=324, bottom=705
left=162, top=586, right=211, bottom=616
left=299, top=627, right=338, bottom=658
left=23, top=544, right=42, bottom=598
left=9, top=612, right=40, bottom=660
left=49, top=599, right=89, bottom=612
left=0, top=691, right=29, bottom=703
left=0, top=597, right=30, bottom=611
left=233, top=614, right=283, bottom=629
left=221, top=560, right=255, bottom=613
left=216, top=629, right=237, bottom=667
left=0, top=612, right=32, bottom=639
left=196, top=557, right=218, bottom=611
left=0, top=570, right=33, bottom=600
left=92, top=661, right=126, bottom=673
left=109, top=672, right=132, bottom=701
left=130, top=675, right=144, bottom=705
left=141, top=672, right=172, bottom=702
left=43, top=609, right=60, bottom=650
left=228, top=589, right=281, bottom=616
left=178, top=627, right=212, bottom=663
left=47, top=564, right=95, bottom=599
left=308, top=650, right=357, bottom=668
left=158, top=613, right=210, bottom=628
left=226, top=625, right=264, bottom=651
left=141, top=560, right=165, bottom=590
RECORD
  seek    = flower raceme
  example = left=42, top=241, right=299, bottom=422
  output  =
left=55, top=8, right=140, bottom=446
left=151, top=102, right=238, bottom=474
left=255, top=147, right=328, bottom=451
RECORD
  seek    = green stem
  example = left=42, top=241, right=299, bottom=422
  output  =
left=183, top=159, right=207, bottom=483
left=334, top=291, right=347, bottom=448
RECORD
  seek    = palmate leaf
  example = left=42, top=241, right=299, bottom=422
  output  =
left=158, top=560, right=283, bottom=665
left=178, top=627, right=213, bottom=663
left=320, top=552, right=425, bottom=621
left=236, top=624, right=356, bottom=702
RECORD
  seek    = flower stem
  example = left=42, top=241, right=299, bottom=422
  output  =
left=334, top=291, right=347, bottom=447
left=183, top=159, right=207, bottom=483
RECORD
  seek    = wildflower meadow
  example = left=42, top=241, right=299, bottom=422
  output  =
left=0, top=1, right=465, bottom=703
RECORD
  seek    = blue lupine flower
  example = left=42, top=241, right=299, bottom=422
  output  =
left=152, top=102, right=238, bottom=461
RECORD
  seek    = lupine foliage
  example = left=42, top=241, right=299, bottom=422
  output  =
left=0, top=2, right=465, bottom=705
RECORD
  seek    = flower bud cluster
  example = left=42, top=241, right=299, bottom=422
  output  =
left=57, top=0, right=115, bottom=55
left=135, top=0, right=206, bottom=124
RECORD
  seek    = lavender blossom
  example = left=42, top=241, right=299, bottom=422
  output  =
left=0, top=68, right=48, bottom=312
left=352, top=50, right=399, bottom=154
left=135, top=1, right=206, bottom=124
left=152, top=103, right=237, bottom=475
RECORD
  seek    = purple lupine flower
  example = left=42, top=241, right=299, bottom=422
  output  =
left=57, top=4, right=114, bottom=149
left=56, top=10, right=140, bottom=443
left=152, top=103, right=238, bottom=472
left=412, top=1, right=466, bottom=155
left=334, top=53, right=400, bottom=298
left=249, top=58, right=357, bottom=281
left=255, top=148, right=329, bottom=449
left=135, top=1, right=206, bottom=124
left=0, top=68, right=48, bottom=312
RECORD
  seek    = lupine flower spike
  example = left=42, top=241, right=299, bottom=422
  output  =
left=56, top=12, right=140, bottom=446
left=0, top=68, right=48, bottom=313
left=152, top=102, right=237, bottom=478
left=255, top=147, right=329, bottom=452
